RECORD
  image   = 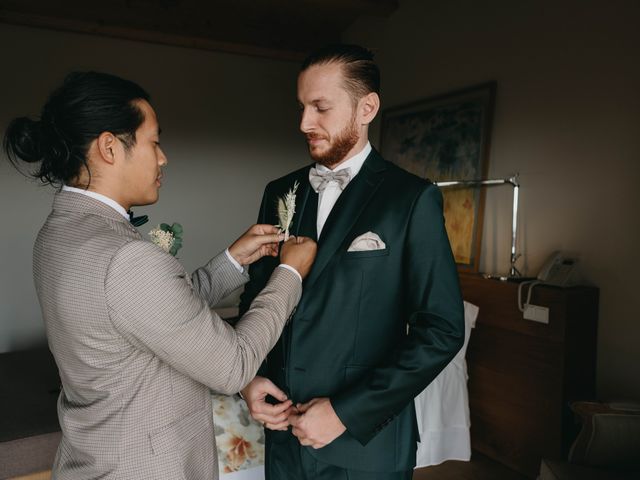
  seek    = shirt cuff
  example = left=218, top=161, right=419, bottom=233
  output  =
left=225, top=248, right=244, bottom=273
left=278, top=264, right=302, bottom=283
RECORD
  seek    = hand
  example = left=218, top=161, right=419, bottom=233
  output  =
left=229, top=224, right=284, bottom=266
left=289, top=397, right=346, bottom=449
left=279, top=236, right=317, bottom=279
left=241, top=376, right=294, bottom=431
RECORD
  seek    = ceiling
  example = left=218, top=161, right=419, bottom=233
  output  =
left=0, top=0, right=398, bottom=61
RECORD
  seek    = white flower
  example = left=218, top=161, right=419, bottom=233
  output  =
left=276, top=181, right=299, bottom=240
left=149, top=227, right=175, bottom=254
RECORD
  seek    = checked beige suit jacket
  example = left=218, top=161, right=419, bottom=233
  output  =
left=33, top=191, right=301, bottom=480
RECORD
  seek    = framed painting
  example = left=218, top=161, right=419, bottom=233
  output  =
left=380, top=82, right=496, bottom=272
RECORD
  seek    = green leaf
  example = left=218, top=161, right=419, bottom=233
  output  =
left=171, top=223, right=183, bottom=234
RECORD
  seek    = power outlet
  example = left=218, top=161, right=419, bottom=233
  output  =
left=523, top=304, right=549, bottom=324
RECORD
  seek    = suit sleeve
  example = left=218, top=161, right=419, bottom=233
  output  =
left=190, top=252, right=247, bottom=308
left=331, top=184, right=465, bottom=446
left=105, top=241, right=301, bottom=394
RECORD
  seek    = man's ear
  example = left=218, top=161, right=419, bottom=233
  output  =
left=96, top=132, right=119, bottom=165
left=359, top=92, right=380, bottom=125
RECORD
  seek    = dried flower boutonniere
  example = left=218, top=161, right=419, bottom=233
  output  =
left=276, top=181, right=299, bottom=241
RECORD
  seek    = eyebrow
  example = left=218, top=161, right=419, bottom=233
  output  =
left=298, top=98, right=331, bottom=105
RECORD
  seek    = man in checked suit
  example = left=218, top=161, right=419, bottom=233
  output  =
left=239, top=44, right=465, bottom=479
left=3, top=72, right=316, bottom=479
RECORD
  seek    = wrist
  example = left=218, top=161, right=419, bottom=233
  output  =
left=225, top=248, right=245, bottom=271
left=278, top=264, right=302, bottom=282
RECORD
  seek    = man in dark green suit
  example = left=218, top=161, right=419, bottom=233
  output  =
left=239, top=44, right=464, bottom=479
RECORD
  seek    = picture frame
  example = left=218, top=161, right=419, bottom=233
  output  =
left=380, top=82, right=496, bottom=272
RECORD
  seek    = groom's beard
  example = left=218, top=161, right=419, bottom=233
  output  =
left=306, top=119, right=359, bottom=169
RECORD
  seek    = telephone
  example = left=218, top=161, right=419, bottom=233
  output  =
left=517, top=252, right=579, bottom=317
left=537, top=251, right=578, bottom=287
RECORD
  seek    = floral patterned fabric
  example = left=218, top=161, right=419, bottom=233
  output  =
left=212, top=393, right=265, bottom=477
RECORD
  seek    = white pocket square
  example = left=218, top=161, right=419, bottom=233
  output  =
left=347, top=232, right=386, bottom=252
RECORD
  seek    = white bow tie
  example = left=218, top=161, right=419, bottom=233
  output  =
left=308, top=167, right=351, bottom=193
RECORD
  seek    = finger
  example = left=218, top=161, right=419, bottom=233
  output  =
left=254, top=224, right=282, bottom=235
left=257, top=381, right=289, bottom=403
left=253, top=410, right=290, bottom=425
left=256, top=233, right=285, bottom=245
left=284, top=405, right=300, bottom=416
left=257, top=410, right=290, bottom=424
left=253, top=400, right=292, bottom=417
left=254, top=408, right=291, bottom=423
left=288, top=414, right=301, bottom=427
left=265, top=244, right=279, bottom=257
left=285, top=236, right=297, bottom=244
left=250, top=399, right=291, bottom=415
left=265, top=421, right=290, bottom=431
left=296, top=399, right=317, bottom=413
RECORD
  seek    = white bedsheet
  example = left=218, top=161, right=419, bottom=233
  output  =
left=414, top=300, right=479, bottom=467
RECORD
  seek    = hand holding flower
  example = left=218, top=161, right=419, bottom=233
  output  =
left=228, top=224, right=284, bottom=266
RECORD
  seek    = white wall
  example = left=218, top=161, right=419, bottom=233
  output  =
left=345, top=0, right=640, bottom=399
left=0, top=24, right=304, bottom=352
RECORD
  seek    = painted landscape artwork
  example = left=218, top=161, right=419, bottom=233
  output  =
left=380, top=83, right=495, bottom=271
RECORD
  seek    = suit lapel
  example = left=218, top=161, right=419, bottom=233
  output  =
left=291, top=171, right=318, bottom=241
left=304, top=150, right=387, bottom=291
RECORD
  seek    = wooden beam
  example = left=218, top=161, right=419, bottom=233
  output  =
left=0, top=0, right=398, bottom=61
left=301, top=0, right=399, bottom=17
left=0, top=10, right=307, bottom=61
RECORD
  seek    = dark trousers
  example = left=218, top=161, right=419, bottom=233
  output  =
left=265, top=430, right=413, bottom=480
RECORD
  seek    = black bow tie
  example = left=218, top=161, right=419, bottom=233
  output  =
left=128, top=210, right=148, bottom=227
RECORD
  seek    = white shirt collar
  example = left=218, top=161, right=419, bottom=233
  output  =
left=62, top=185, right=130, bottom=220
left=316, top=141, right=372, bottom=179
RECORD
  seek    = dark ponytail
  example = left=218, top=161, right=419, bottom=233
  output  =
left=3, top=71, right=150, bottom=188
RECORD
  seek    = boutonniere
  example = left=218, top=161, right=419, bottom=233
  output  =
left=149, top=222, right=183, bottom=256
left=276, top=181, right=299, bottom=241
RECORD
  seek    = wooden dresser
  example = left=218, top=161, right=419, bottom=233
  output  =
left=459, top=273, right=599, bottom=478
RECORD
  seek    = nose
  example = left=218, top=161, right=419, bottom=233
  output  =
left=299, top=107, right=315, bottom=134
left=158, top=147, right=168, bottom=166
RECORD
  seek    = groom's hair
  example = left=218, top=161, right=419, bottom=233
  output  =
left=300, top=44, right=380, bottom=103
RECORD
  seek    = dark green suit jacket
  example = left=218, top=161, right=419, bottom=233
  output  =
left=240, top=148, right=464, bottom=473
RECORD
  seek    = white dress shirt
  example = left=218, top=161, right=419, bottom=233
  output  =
left=315, top=142, right=371, bottom=236
left=62, top=185, right=130, bottom=220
